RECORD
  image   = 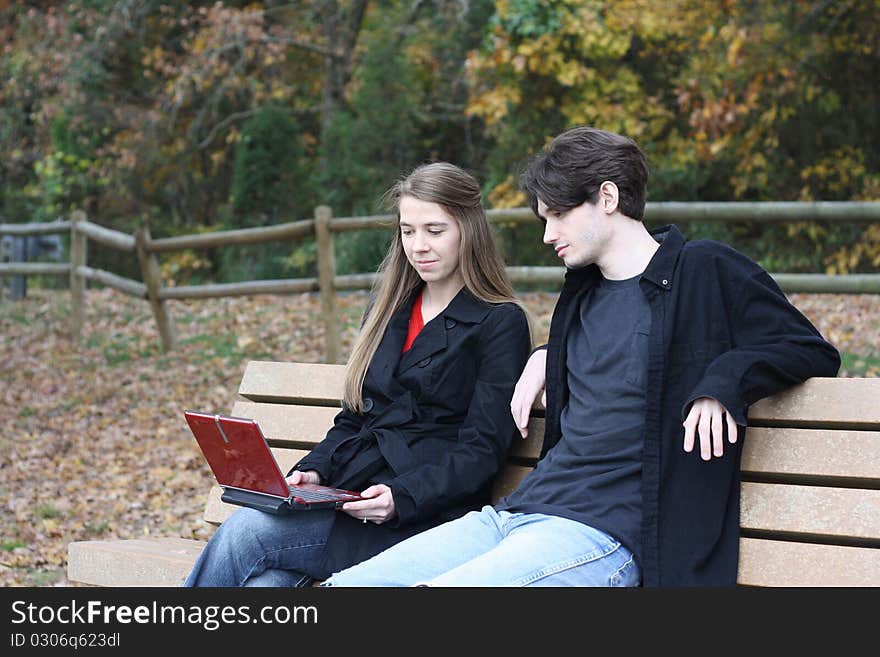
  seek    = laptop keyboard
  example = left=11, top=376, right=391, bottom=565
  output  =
left=288, top=485, right=360, bottom=502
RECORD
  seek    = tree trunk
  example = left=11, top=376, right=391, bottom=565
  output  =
left=319, top=0, right=369, bottom=179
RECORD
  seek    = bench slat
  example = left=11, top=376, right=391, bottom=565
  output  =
left=245, top=420, right=879, bottom=485
left=507, top=420, right=545, bottom=461
left=239, top=371, right=880, bottom=429
left=232, top=400, right=549, bottom=457
left=742, top=427, right=880, bottom=484
left=738, top=537, right=880, bottom=586
left=67, top=538, right=204, bottom=587
left=512, top=425, right=880, bottom=481
left=495, top=467, right=880, bottom=542
left=238, top=360, right=347, bottom=405
left=67, top=536, right=880, bottom=588
left=68, top=535, right=880, bottom=587
left=491, top=464, right=532, bottom=500
left=231, top=401, right=338, bottom=447
left=204, top=478, right=880, bottom=582
left=741, top=482, right=880, bottom=541
left=204, top=485, right=241, bottom=525
left=748, top=377, right=880, bottom=429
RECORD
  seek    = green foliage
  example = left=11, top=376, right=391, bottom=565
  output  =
left=677, top=221, right=867, bottom=274
left=213, top=240, right=314, bottom=283
left=18, top=406, right=37, bottom=418
left=492, top=0, right=568, bottom=39
left=0, top=1, right=877, bottom=282
left=14, top=111, right=101, bottom=224
left=216, top=93, right=321, bottom=281
left=36, top=504, right=59, bottom=520
left=179, top=332, right=273, bottom=365
left=230, top=105, right=305, bottom=225
left=839, top=352, right=880, bottom=378
left=85, top=520, right=110, bottom=535
left=493, top=220, right=557, bottom=270
left=24, top=568, right=65, bottom=587
left=334, top=229, right=393, bottom=277
left=319, top=23, right=422, bottom=215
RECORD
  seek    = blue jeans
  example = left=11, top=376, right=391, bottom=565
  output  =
left=183, top=507, right=336, bottom=587
left=325, top=506, right=640, bottom=587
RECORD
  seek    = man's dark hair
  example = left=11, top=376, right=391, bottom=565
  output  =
left=519, top=126, right=649, bottom=221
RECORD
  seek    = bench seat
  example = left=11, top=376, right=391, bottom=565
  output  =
left=67, top=361, right=880, bottom=587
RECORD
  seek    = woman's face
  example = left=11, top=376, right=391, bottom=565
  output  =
left=398, top=195, right=463, bottom=287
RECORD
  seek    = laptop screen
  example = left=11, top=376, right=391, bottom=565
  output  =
left=184, top=411, right=290, bottom=499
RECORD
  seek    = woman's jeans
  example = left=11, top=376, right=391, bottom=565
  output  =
left=183, top=507, right=336, bottom=587
left=325, top=506, right=640, bottom=587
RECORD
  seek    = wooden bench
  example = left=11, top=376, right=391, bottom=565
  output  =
left=67, top=360, right=880, bottom=587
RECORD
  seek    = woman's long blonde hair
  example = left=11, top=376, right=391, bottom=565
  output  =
left=343, top=161, right=531, bottom=412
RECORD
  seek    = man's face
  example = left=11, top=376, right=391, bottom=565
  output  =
left=537, top=197, right=611, bottom=269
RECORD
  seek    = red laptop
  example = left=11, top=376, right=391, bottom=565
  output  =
left=184, top=410, right=363, bottom=514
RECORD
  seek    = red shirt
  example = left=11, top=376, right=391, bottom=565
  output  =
left=402, top=291, right=425, bottom=352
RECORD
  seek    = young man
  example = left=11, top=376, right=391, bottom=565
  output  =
left=324, top=126, right=840, bottom=587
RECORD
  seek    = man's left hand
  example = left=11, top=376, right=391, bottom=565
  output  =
left=683, top=397, right=739, bottom=460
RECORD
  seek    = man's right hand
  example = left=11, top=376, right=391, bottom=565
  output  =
left=510, top=348, right=547, bottom=439
left=286, top=469, right=321, bottom=486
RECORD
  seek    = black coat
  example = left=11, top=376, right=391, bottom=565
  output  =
left=293, top=287, right=532, bottom=576
left=540, top=225, right=840, bottom=586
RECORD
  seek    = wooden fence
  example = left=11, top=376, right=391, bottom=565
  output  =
left=1, top=201, right=879, bottom=362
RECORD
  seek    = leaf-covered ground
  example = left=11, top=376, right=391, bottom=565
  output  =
left=1, top=288, right=877, bottom=587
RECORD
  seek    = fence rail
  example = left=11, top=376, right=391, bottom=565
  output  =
left=146, top=219, right=314, bottom=252
left=486, top=201, right=880, bottom=224
left=1, top=202, right=879, bottom=360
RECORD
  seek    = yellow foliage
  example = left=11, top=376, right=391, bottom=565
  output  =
left=799, top=147, right=869, bottom=200
left=160, top=249, right=212, bottom=287
left=556, top=61, right=582, bottom=87
left=825, top=223, right=880, bottom=274
left=466, top=86, right=521, bottom=125
left=488, top=176, right=528, bottom=209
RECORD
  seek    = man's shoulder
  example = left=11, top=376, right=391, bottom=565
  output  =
left=681, top=237, right=744, bottom=258
left=678, top=238, right=764, bottom=275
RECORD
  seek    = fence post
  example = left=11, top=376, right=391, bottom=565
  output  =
left=69, top=210, right=87, bottom=340
left=135, top=224, right=178, bottom=352
left=314, top=205, right=340, bottom=363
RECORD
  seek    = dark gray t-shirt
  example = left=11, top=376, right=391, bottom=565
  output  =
left=496, top=274, right=650, bottom=557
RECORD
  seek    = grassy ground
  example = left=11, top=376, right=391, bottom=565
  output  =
left=0, top=287, right=877, bottom=586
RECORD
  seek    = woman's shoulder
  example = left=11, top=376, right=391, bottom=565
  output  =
left=486, top=298, right=527, bottom=316
left=482, top=299, right=530, bottom=334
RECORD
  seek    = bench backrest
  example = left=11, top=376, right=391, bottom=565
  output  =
left=205, top=360, right=880, bottom=586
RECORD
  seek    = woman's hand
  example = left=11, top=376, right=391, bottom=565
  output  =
left=286, top=469, right=321, bottom=486
left=341, top=484, right=397, bottom=524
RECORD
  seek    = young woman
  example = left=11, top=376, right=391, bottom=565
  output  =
left=183, top=162, right=532, bottom=586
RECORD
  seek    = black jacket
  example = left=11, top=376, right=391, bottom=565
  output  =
left=294, top=287, right=531, bottom=576
left=540, top=225, right=840, bottom=586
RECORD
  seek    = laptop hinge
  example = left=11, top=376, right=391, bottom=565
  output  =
left=214, top=414, right=230, bottom=443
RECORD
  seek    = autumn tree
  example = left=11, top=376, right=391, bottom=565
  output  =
left=464, top=0, right=879, bottom=272
left=2, top=1, right=877, bottom=281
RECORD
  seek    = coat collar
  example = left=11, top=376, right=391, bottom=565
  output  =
left=560, top=223, right=686, bottom=292
left=397, top=286, right=491, bottom=374
left=367, top=285, right=494, bottom=385
left=641, top=224, right=685, bottom=291
left=437, top=285, right=493, bottom=324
